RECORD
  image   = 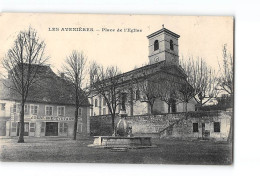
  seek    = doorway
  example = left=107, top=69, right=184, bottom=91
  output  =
left=17, top=122, right=29, bottom=136
left=45, top=122, right=58, bottom=136
left=202, top=123, right=210, bottom=140
left=0, top=122, right=6, bottom=136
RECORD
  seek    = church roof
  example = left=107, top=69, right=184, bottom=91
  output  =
left=147, top=27, right=180, bottom=39
left=0, top=65, right=90, bottom=107
left=91, top=61, right=187, bottom=88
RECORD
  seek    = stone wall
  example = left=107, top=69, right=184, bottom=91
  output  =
left=90, top=113, right=183, bottom=136
left=160, top=111, right=231, bottom=141
left=90, top=111, right=232, bottom=141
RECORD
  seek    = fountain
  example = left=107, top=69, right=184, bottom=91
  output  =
left=89, top=110, right=153, bottom=149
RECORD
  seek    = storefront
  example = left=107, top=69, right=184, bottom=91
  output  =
left=6, top=115, right=84, bottom=137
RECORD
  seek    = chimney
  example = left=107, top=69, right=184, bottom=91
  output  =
left=60, top=72, right=65, bottom=79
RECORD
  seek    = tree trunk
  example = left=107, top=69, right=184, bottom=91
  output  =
left=227, top=94, right=233, bottom=142
left=112, top=113, right=115, bottom=135
left=73, top=107, right=79, bottom=140
left=184, top=102, right=188, bottom=113
left=18, top=102, right=25, bottom=143
left=150, top=103, right=154, bottom=114
left=184, top=102, right=188, bottom=119
left=227, top=115, right=233, bottom=143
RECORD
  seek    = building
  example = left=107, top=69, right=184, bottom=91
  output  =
left=0, top=65, right=90, bottom=137
left=89, top=27, right=196, bottom=117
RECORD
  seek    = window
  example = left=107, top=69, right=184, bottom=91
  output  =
left=170, top=40, right=174, bottom=50
left=11, top=122, right=17, bottom=132
left=135, top=89, right=140, bottom=100
left=57, top=106, right=65, bottom=116
left=59, top=123, right=68, bottom=133
left=103, top=108, right=106, bottom=115
left=103, top=98, right=106, bottom=106
left=193, top=123, right=199, bottom=132
left=78, top=108, right=82, bottom=116
left=1, top=103, right=5, bottom=111
left=214, top=122, right=220, bottom=132
left=95, top=99, right=98, bottom=107
left=59, top=123, right=63, bottom=133
left=30, top=123, right=35, bottom=132
left=24, top=104, right=29, bottom=114
left=154, top=40, right=159, bottom=51
left=45, top=106, right=53, bottom=116
left=41, top=122, right=45, bottom=133
left=77, top=123, right=82, bottom=133
left=64, top=123, right=68, bottom=133
left=12, top=104, right=16, bottom=113
left=16, top=103, right=21, bottom=113
left=30, top=105, right=38, bottom=115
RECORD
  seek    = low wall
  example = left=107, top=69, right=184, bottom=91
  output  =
left=90, top=111, right=227, bottom=137
left=90, top=113, right=182, bottom=136
left=160, top=112, right=231, bottom=141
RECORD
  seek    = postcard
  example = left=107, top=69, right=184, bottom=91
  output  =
left=0, top=13, right=233, bottom=165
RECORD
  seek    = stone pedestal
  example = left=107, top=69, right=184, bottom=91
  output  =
left=116, top=110, right=131, bottom=136
left=89, top=110, right=155, bottom=149
left=89, top=136, right=153, bottom=149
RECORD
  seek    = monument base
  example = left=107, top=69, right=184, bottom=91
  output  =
left=88, top=136, right=155, bottom=149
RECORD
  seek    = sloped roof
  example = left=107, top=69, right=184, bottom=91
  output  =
left=118, top=61, right=186, bottom=82
left=91, top=60, right=187, bottom=88
left=147, top=27, right=180, bottom=39
left=0, top=65, right=90, bottom=107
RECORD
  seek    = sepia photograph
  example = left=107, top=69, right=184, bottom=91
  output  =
left=0, top=13, right=233, bottom=165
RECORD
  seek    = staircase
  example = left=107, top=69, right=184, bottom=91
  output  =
left=159, top=118, right=182, bottom=138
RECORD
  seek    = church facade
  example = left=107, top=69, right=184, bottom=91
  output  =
left=89, top=27, right=196, bottom=117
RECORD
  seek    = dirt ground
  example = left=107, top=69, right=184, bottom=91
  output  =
left=0, top=137, right=232, bottom=165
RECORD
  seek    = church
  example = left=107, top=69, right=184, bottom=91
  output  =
left=89, top=27, right=196, bottom=117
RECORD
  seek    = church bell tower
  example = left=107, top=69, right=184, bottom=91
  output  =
left=147, top=25, right=180, bottom=65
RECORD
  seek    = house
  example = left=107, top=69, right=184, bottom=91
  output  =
left=89, top=27, right=196, bottom=117
left=0, top=64, right=90, bottom=137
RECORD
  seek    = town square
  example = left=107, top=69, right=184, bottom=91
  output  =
left=0, top=14, right=233, bottom=165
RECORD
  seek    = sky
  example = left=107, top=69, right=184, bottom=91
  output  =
left=0, top=13, right=233, bottom=74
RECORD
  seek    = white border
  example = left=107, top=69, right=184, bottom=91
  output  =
left=1, top=0, right=260, bottom=176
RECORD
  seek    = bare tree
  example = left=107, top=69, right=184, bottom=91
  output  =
left=218, top=44, right=234, bottom=143
left=136, top=77, right=161, bottom=114
left=177, top=81, right=195, bottom=113
left=193, top=59, right=219, bottom=108
left=181, top=57, right=219, bottom=110
left=158, top=77, right=179, bottom=113
left=218, top=44, right=234, bottom=97
left=179, top=57, right=196, bottom=112
left=89, top=62, right=122, bottom=134
left=62, top=50, right=87, bottom=140
left=1, top=27, right=48, bottom=143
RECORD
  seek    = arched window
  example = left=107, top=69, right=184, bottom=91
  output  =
left=103, top=98, right=106, bottom=106
left=170, top=40, right=174, bottom=50
left=136, top=89, right=140, bottom=100
left=154, top=40, right=159, bottom=51
left=95, top=99, right=98, bottom=107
